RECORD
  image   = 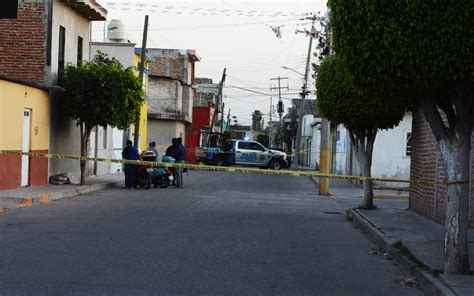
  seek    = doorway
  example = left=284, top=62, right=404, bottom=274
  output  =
left=21, top=108, right=31, bottom=187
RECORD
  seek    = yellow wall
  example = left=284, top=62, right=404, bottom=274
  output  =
left=133, top=53, right=150, bottom=151
left=0, top=80, right=50, bottom=151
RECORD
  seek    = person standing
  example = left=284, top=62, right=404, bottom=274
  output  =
left=165, top=138, right=177, bottom=157
left=174, top=137, right=186, bottom=188
left=122, top=140, right=140, bottom=189
left=147, top=141, right=159, bottom=161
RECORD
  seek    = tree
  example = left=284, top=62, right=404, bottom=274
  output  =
left=316, top=55, right=406, bottom=209
left=257, top=133, right=269, bottom=147
left=251, top=110, right=263, bottom=131
left=329, top=0, right=473, bottom=274
left=61, top=52, right=144, bottom=185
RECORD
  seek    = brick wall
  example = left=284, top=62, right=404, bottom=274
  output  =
left=148, top=56, right=184, bottom=81
left=0, top=0, right=47, bottom=84
left=409, top=106, right=473, bottom=226
left=148, top=77, right=182, bottom=115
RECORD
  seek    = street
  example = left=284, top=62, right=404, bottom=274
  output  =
left=0, top=171, right=420, bottom=295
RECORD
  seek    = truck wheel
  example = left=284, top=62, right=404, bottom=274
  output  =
left=213, top=158, right=225, bottom=166
left=269, top=159, right=282, bottom=170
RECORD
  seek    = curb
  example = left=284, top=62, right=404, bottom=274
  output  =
left=346, top=208, right=456, bottom=296
left=0, top=181, right=122, bottom=213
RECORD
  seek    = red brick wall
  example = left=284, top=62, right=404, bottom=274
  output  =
left=0, top=151, right=49, bottom=189
left=149, top=57, right=184, bottom=81
left=0, top=1, right=47, bottom=84
left=0, top=153, right=21, bottom=189
left=29, top=150, right=49, bottom=186
left=410, top=106, right=473, bottom=226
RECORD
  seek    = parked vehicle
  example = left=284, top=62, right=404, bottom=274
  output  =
left=196, top=139, right=287, bottom=170
left=151, top=156, right=175, bottom=188
left=137, top=151, right=155, bottom=189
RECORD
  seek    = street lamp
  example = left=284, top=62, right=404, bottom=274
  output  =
left=281, top=66, right=305, bottom=77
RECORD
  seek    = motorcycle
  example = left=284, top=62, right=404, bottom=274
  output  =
left=136, top=150, right=156, bottom=189
left=151, top=155, right=175, bottom=188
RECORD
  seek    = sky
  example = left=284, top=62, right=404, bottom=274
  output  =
left=92, top=0, right=328, bottom=127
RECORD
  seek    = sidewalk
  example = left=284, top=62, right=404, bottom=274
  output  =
left=324, top=179, right=474, bottom=296
left=0, top=174, right=123, bottom=213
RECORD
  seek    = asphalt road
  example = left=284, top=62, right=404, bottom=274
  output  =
left=0, top=171, right=420, bottom=295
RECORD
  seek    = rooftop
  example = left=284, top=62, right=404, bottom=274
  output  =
left=60, top=0, right=107, bottom=21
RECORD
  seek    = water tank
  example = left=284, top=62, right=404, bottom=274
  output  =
left=107, top=19, right=126, bottom=41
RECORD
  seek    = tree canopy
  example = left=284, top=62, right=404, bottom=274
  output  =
left=316, top=55, right=404, bottom=131
left=328, top=0, right=474, bottom=98
left=328, top=0, right=473, bottom=274
left=61, top=52, right=144, bottom=130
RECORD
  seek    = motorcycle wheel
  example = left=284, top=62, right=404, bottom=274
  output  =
left=143, top=171, right=151, bottom=190
left=159, top=177, right=169, bottom=188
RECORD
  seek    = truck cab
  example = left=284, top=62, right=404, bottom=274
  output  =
left=197, top=139, right=288, bottom=170
left=224, top=140, right=287, bottom=170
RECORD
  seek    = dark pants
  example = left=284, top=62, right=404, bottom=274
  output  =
left=124, top=164, right=137, bottom=188
left=173, top=161, right=184, bottom=188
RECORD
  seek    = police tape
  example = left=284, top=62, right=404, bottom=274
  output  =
left=0, top=150, right=469, bottom=186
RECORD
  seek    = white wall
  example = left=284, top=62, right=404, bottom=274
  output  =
left=340, top=113, right=412, bottom=186
left=371, top=112, right=412, bottom=180
left=49, top=1, right=94, bottom=179
left=90, top=42, right=135, bottom=68
left=333, top=125, right=349, bottom=175
left=310, top=122, right=321, bottom=169
left=50, top=0, right=91, bottom=83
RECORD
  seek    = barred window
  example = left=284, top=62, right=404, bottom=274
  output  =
left=406, top=132, right=412, bottom=156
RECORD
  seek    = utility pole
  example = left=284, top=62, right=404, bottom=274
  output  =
left=319, top=119, right=331, bottom=195
left=319, top=19, right=332, bottom=195
left=269, top=97, right=272, bottom=147
left=210, top=68, right=227, bottom=132
left=133, top=15, right=149, bottom=148
left=220, top=102, right=225, bottom=133
left=270, top=76, right=288, bottom=148
left=292, top=15, right=318, bottom=170
left=226, top=108, right=231, bottom=131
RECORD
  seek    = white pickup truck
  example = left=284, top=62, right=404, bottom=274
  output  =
left=196, top=139, right=288, bottom=170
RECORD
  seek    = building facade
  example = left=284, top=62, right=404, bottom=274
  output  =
left=0, top=0, right=106, bottom=187
left=90, top=34, right=135, bottom=174
left=0, top=77, right=50, bottom=189
left=185, top=78, right=219, bottom=163
left=146, top=48, right=200, bottom=154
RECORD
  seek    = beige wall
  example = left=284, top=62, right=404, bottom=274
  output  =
left=147, top=120, right=185, bottom=155
left=0, top=80, right=50, bottom=151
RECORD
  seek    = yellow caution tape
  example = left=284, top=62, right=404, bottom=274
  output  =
left=0, top=150, right=469, bottom=186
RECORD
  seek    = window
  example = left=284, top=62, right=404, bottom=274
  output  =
left=250, top=142, right=265, bottom=151
left=58, top=26, right=66, bottom=73
left=405, top=132, right=412, bottom=156
left=77, top=36, right=83, bottom=65
left=1, top=0, right=18, bottom=19
left=238, top=142, right=251, bottom=150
